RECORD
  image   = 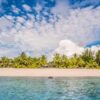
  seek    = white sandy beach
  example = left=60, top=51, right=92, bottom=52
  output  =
left=0, top=68, right=100, bottom=77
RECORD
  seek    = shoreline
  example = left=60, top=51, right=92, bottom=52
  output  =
left=0, top=68, right=100, bottom=77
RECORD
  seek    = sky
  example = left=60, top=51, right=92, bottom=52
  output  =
left=0, top=0, right=100, bottom=57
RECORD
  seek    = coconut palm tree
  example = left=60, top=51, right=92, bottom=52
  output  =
left=96, top=50, right=100, bottom=66
left=0, top=57, right=12, bottom=67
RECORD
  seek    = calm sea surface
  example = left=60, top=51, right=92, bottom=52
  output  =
left=0, top=77, right=100, bottom=100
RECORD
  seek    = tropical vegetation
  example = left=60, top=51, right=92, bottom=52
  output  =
left=0, top=49, right=100, bottom=68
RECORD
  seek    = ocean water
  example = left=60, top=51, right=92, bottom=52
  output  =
left=0, top=77, right=100, bottom=100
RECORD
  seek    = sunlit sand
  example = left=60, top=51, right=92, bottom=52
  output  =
left=0, top=68, right=100, bottom=77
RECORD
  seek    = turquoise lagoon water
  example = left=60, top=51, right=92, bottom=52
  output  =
left=0, top=77, right=100, bottom=100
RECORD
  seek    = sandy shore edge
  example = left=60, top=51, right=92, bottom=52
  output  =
left=0, top=68, right=100, bottom=77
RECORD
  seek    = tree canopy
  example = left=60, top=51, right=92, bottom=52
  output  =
left=0, top=49, right=100, bottom=69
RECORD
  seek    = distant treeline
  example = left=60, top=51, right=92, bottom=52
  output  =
left=0, top=49, right=100, bottom=68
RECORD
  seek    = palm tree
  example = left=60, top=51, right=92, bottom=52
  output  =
left=0, top=57, right=12, bottom=68
left=61, top=55, right=69, bottom=68
left=53, top=53, right=61, bottom=67
left=13, top=52, right=30, bottom=68
left=96, top=50, right=100, bottom=66
left=81, top=49, right=94, bottom=62
left=20, top=52, right=27, bottom=59
left=40, top=55, right=47, bottom=67
left=80, top=49, right=98, bottom=68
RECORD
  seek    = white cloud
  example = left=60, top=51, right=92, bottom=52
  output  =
left=0, top=4, right=100, bottom=57
left=55, top=40, right=84, bottom=57
left=88, top=45, right=100, bottom=53
left=0, top=48, right=18, bottom=57
left=22, top=4, right=32, bottom=12
left=16, top=16, right=25, bottom=23
left=54, top=39, right=100, bottom=57
left=55, top=7, right=100, bottom=45
left=51, top=0, right=70, bottom=17
left=0, top=16, right=14, bottom=32
left=34, top=3, right=43, bottom=13
left=12, top=5, right=20, bottom=14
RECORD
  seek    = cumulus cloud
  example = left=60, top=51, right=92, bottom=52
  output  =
left=54, top=39, right=100, bottom=57
left=55, top=40, right=84, bottom=57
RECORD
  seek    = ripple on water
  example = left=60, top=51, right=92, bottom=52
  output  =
left=0, top=77, right=100, bottom=100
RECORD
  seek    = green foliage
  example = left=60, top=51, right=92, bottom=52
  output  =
left=53, top=53, right=62, bottom=68
left=39, top=55, right=47, bottom=67
left=0, top=57, right=13, bottom=68
left=12, top=52, right=48, bottom=68
left=0, top=49, right=100, bottom=68
left=81, top=49, right=94, bottom=62
left=96, top=50, right=100, bottom=66
left=13, top=52, right=31, bottom=68
left=85, top=61, right=98, bottom=69
left=53, top=54, right=69, bottom=68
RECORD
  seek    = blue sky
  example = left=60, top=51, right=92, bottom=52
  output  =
left=0, top=0, right=100, bottom=57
